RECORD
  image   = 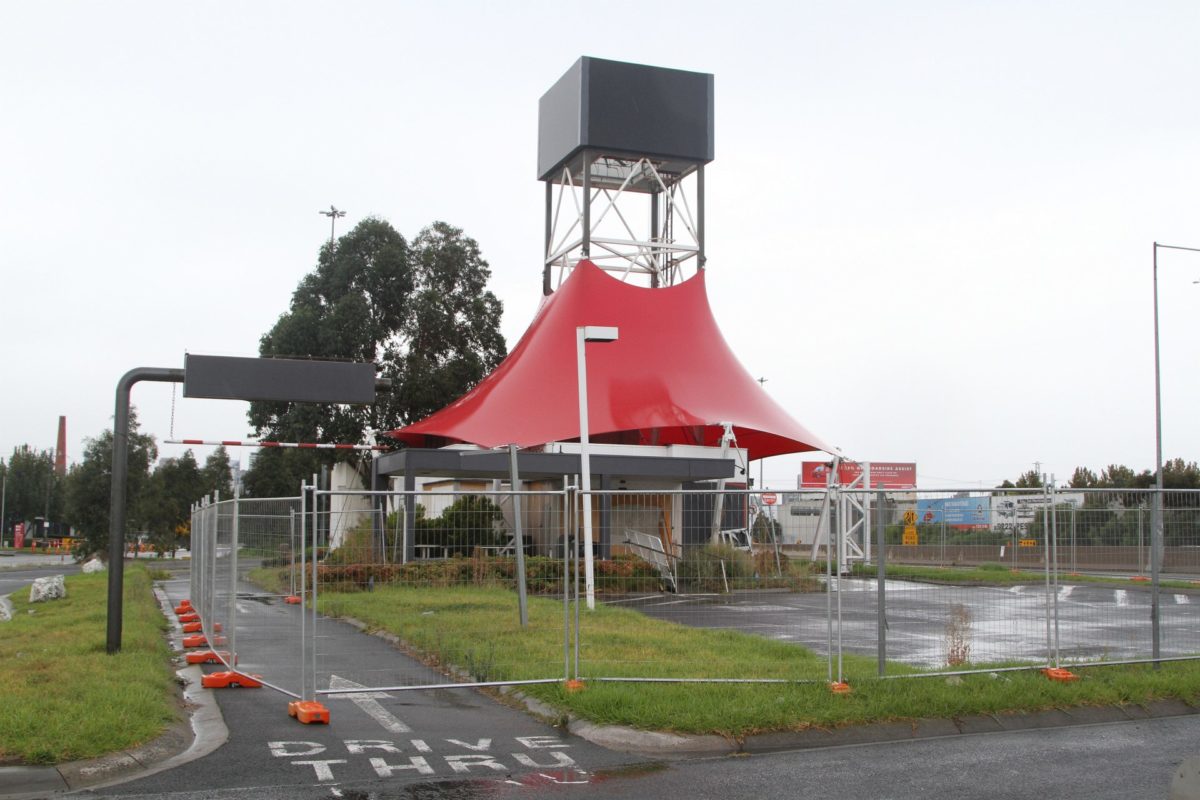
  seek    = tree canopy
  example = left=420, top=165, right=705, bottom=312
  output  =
left=1, top=446, right=64, bottom=537
left=1000, top=460, right=1199, bottom=492
left=64, top=410, right=157, bottom=558
left=244, top=218, right=506, bottom=495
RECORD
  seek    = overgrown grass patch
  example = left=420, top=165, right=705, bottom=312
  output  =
left=315, top=584, right=1200, bottom=736
left=0, top=567, right=178, bottom=764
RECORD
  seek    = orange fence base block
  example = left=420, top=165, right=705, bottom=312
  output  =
left=174, top=601, right=193, bottom=615
left=182, top=634, right=208, bottom=648
left=1131, top=576, right=1150, bottom=583
left=284, top=596, right=302, bottom=605
left=178, top=612, right=200, bottom=623
left=830, top=682, right=852, bottom=695
left=1042, top=668, right=1079, bottom=682
left=288, top=701, right=330, bottom=724
left=202, top=671, right=264, bottom=689
left=564, top=679, right=586, bottom=693
left=185, top=650, right=228, bottom=665
left=182, top=622, right=203, bottom=633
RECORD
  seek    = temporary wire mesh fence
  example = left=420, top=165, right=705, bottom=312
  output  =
left=185, top=484, right=1200, bottom=702
left=188, top=492, right=303, bottom=696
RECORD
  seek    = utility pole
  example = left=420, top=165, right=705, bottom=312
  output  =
left=1, top=460, right=7, bottom=543
left=319, top=205, right=346, bottom=252
left=44, top=449, right=53, bottom=530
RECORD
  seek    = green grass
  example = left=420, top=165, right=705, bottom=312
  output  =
left=852, top=562, right=1200, bottom=591
left=0, top=567, right=178, bottom=764
left=314, top=584, right=1200, bottom=736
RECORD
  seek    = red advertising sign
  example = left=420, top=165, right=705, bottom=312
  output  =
left=761, top=493, right=778, bottom=506
left=800, top=462, right=917, bottom=489
left=13, top=522, right=25, bottom=549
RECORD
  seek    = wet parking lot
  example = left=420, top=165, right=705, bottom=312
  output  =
left=619, top=578, right=1200, bottom=669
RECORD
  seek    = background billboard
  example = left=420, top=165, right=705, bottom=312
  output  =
left=917, top=496, right=992, bottom=529
left=800, top=461, right=917, bottom=489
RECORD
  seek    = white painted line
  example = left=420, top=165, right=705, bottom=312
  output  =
left=329, top=675, right=411, bottom=733
left=1114, top=590, right=1129, bottom=607
left=1176, top=594, right=1190, bottom=605
left=1008, top=585, right=1025, bottom=594
left=1058, top=585, right=1076, bottom=601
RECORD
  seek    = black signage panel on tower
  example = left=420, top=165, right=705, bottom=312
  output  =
left=537, top=56, right=714, bottom=181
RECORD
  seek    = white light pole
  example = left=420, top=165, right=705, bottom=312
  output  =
left=1151, top=241, right=1200, bottom=662
left=577, top=325, right=619, bottom=610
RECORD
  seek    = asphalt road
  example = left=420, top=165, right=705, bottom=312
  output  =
left=0, top=563, right=81, bottom=597
left=76, top=714, right=1200, bottom=799
left=86, top=575, right=643, bottom=798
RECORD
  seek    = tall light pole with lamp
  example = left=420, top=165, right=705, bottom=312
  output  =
left=1151, top=241, right=1200, bottom=662
left=320, top=206, right=346, bottom=251
left=577, top=325, right=619, bottom=610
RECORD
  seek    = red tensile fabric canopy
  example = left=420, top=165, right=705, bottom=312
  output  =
left=389, top=260, right=832, bottom=461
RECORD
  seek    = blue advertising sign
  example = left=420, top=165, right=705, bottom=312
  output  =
left=917, top=497, right=991, bottom=528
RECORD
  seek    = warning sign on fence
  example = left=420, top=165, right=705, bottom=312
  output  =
left=1019, top=538, right=1037, bottom=547
left=902, top=526, right=919, bottom=545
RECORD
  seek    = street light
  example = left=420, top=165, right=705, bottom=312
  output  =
left=319, top=206, right=346, bottom=250
left=1151, top=241, right=1200, bottom=662
left=577, top=325, right=619, bottom=610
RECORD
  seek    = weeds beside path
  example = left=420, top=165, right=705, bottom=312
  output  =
left=0, top=566, right=178, bottom=764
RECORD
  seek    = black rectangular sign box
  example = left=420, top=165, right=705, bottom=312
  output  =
left=183, top=354, right=377, bottom=404
left=537, top=56, right=715, bottom=181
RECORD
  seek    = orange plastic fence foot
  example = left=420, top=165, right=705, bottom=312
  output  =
left=178, top=612, right=200, bottom=623
left=564, top=679, right=586, bottom=693
left=174, top=604, right=193, bottom=616
left=202, top=671, right=264, bottom=689
left=186, top=650, right=235, bottom=665
left=182, top=622, right=203, bottom=633
left=1130, top=576, right=1150, bottom=583
left=284, top=596, right=302, bottom=605
left=830, top=682, right=852, bottom=694
left=1042, top=668, right=1079, bottom=682
left=182, top=634, right=208, bottom=648
left=288, top=701, right=330, bottom=724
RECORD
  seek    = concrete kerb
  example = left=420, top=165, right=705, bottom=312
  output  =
left=57, top=587, right=229, bottom=793
left=0, top=587, right=228, bottom=800
left=56, top=663, right=229, bottom=794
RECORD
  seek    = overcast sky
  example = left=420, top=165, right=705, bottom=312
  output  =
left=2, top=1, right=1197, bottom=490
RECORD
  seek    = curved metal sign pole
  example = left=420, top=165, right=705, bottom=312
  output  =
left=107, top=367, right=185, bottom=654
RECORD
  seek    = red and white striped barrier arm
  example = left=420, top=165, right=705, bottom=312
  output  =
left=165, top=439, right=386, bottom=451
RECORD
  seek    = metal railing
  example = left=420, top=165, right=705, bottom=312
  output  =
left=183, top=483, right=1200, bottom=703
